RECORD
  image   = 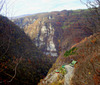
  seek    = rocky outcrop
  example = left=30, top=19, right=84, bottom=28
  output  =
left=64, top=65, right=74, bottom=85
left=16, top=15, right=61, bottom=57
left=39, top=65, right=74, bottom=85
left=34, top=23, right=58, bottom=57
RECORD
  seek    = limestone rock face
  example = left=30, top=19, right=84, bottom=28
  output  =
left=34, top=22, right=58, bottom=57
left=13, top=15, right=62, bottom=57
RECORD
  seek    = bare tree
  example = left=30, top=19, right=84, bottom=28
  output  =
left=0, top=0, right=5, bottom=12
left=0, top=1, right=22, bottom=83
left=0, top=57, right=22, bottom=84
left=0, top=0, right=16, bottom=18
left=80, top=0, right=100, bottom=33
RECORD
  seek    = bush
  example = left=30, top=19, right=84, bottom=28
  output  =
left=64, top=47, right=78, bottom=57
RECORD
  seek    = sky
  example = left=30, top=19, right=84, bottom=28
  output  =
left=1, top=0, right=88, bottom=17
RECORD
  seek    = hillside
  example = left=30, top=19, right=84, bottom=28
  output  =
left=13, top=9, right=92, bottom=58
left=39, top=32, right=100, bottom=85
left=0, top=15, right=52, bottom=85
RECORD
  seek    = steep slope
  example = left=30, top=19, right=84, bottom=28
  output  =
left=39, top=32, right=100, bottom=85
left=70, top=33, right=100, bottom=85
left=13, top=10, right=92, bottom=57
left=0, top=15, right=52, bottom=85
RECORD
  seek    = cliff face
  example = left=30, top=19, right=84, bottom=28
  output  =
left=24, top=18, right=59, bottom=57
left=13, top=10, right=92, bottom=57
left=13, top=12, right=63, bottom=57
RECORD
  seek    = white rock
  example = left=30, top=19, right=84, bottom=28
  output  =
left=41, top=26, right=47, bottom=33
left=50, top=52, right=58, bottom=56
left=45, top=52, right=50, bottom=55
left=35, top=43, right=38, bottom=46
left=49, top=23, right=52, bottom=29
left=39, top=36, right=44, bottom=41
left=64, top=65, right=74, bottom=85
left=39, top=42, right=44, bottom=46
left=49, top=16, right=52, bottom=19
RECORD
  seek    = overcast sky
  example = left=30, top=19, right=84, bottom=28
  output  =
left=1, top=0, right=88, bottom=17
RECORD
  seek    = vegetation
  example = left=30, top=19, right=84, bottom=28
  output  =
left=58, top=67, right=66, bottom=75
left=80, top=0, right=100, bottom=33
left=64, top=47, right=78, bottom=57
left=71, top=33, right=100, bottom=85
left=0, top=15, right=52, bottom=85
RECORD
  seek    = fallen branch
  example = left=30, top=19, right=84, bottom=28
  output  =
left=0, top=56, right=22, bottom=83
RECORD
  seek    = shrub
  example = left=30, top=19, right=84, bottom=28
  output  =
left=59, top=67, right=66, bottom=76
left=64, top=47, right=78, bottom=57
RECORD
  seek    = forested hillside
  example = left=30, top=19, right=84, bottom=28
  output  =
left=0, top=15, right=52, bottom=85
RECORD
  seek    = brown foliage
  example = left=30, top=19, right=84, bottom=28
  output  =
left=0, top=15, right=52, bottom=85
left=93, top=74, right=100, bottom=85
left=70, top=33, right=100, bottom=85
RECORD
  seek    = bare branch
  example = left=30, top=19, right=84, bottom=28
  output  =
left=80, top=0, right=100, bottom=33
left=0, top=57, right=22, bottom=83
left=0, top=0, right=6, bottom=12
left=8, top=57, right=22, bottom=83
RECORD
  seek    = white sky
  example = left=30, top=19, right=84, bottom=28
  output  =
left=0, top=0, right=88, bottom=17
